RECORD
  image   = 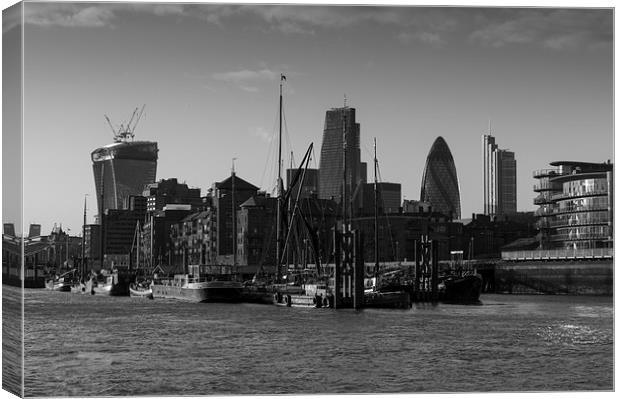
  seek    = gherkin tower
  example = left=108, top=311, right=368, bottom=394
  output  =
left=420, top=136, right=461, bottom=219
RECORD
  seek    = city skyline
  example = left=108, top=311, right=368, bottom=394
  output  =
left=3, top=1, right=613, bottom=235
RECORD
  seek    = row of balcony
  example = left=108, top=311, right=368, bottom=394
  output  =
left=549, top=231, right=611, bottom=242
left=550, top=216, right=611, bottom=228
left=551, top=189, right=609, bottom=201
left=502, top=247, right=613, bottom=261
left=533, top=195, right=554, bottom=205
left=533, top=182, right=562, bottom=192
left=532, top=169, right=560, bottom=178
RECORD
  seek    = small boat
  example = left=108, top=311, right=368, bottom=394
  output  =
left=129, top=280, right=153, bottom=299
left=273, top=278, right=334, bottom=308
left=70, top=281, right=90, bottom=294
left=45, top=269, right=76, bottom=292
left=91, top=270, right=131, bottom=296
left=363, top=276, right=411, bottom=309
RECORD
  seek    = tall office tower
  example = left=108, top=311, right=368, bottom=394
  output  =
left=420, top=136, right=461, bottom=219
left=92, top=138, right=158, bottom=217
left=286, top=168, right=319, bottom=199
left=318, top=107, right=362, bottom=212
left=483, top=134, right=517, bottom=217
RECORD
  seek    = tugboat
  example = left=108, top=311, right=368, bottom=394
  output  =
left=441, top=250, right=483, bottom=303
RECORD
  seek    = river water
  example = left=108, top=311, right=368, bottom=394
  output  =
left=3, top=285, right=614, bottom=396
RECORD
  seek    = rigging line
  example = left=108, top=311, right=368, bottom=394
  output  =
left=376, top=161, right=398, bottom=261
left=282, top=106, right=295, bottom=169
left=259, top=108, right=280, bottom=193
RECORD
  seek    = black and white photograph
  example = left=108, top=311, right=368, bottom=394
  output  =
left=1, top=0, right=615, bottom=397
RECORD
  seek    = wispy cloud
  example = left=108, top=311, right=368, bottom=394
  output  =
left=397, top=31, right=445, bottom=46
left=213, top=68, right=280, bottom=92
left=19, top=4, right=611, bottom=52
left=250, top=127, right=275, bottom=143
left=24, top=4, right=116, bottom=28
left=468, top=9, right=612, bottom=50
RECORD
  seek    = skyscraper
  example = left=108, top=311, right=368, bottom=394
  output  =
left=318, top=106, right=362, bottom=212
left=91, top=139, right=158, bottom=216
left=420, top=136, right=461, bottom=219
left=483, top=134, right=517, bottom=217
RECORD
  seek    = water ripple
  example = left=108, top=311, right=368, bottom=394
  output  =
left=3, top=287, right=612, bottom=396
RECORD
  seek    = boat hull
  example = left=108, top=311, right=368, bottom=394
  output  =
left=443, top=274, right=483, bottom=303
left=151, top=282, right=209, bottom=302
left=92, top=282, right=129, bottom=296
left=240, top=286, right=275, bottom=304
left=45, top=280, right=72, bottom=292
left=129, top=284, right=153, bottom=299
left=364, top=291, right=411, bottom=309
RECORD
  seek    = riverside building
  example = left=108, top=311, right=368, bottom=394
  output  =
left=532, top=161, right=613, bottom=251
left=482, top=134, right=517, bottom=217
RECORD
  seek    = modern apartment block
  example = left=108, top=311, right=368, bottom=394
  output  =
left=483, top=134, right=517, bottom=217
left=533, top=161, right=613, bottom=250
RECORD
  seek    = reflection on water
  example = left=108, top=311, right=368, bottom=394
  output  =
left=5, top=285, right=612, bottom=396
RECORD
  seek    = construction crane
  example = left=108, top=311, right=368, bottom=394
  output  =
left=103, top=104, right=146, bottom=143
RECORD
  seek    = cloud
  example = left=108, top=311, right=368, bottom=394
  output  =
left=468, top=9, right=612, bottom=50
left=250, top=127, right=274, bottom=143
left=397, top=31, right=445, bottom=46
left=212, top=68, right=280, bottom=92
left=24, top=4, right=116, bottom=28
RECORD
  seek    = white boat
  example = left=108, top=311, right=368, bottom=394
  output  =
left=129, top=280, right=153, bottom=299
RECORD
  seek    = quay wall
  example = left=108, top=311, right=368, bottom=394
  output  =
left=495, top=260, right=613, bottom=296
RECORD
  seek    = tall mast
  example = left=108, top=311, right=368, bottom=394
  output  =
left=232, top=158, right=237, bottom=268
left=99, top=164, right=105, bottom=270
left=81, top=195, right=87, bottom=280
left=374, top=138, right=379, bottom=277
left=276, top=74, right=285, bottom=282
left=136, top=220, right=140, bottom=271
left=342, top=98, right=348, bottom=232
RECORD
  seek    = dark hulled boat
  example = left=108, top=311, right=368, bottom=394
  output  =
left=443, top=274, right=483, bottom=303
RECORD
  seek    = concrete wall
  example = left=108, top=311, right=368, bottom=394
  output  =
left=495, top=260, right=613, bottom=295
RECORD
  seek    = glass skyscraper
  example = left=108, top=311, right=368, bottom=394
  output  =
left=420, top=136, right=461, bottom=219
left=91, top=140, right=158, bottom=217
left=483, top=134, right=517, bottom=217
left=318, top=107, right=362, bottom=210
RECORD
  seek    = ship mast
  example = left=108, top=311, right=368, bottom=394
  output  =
left=232, top=157, right=237, bottom=268
left=276, top=74, right=285, bottom=282
left=374, top=138, right=379, bottom=278
left=81, top=194, right=87, bottom=281
left=99, top=164, right=105, bottom=270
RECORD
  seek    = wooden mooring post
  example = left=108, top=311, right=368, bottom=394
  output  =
left=333, top=228, right=364, bottom=309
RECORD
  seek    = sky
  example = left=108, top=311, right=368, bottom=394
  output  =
left=1, top=1, right=614, bottom=235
